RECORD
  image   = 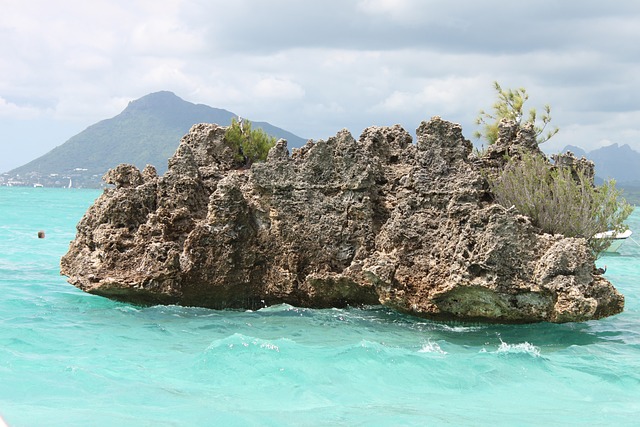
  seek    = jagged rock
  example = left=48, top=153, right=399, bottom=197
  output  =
left=60, top=118, right=625, bottom=323
left=551, top=151, right=596, bottom=182
left=103, top=164, right=144, bottom=188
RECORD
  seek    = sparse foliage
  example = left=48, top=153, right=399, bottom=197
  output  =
left=489, top=152, right=633, bottom=256
left=474, top=81, right=559, bottom=145
left=224, top=117, right=276, bottom=166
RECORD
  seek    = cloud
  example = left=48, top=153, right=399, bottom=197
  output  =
left=130, top=19, right=205, bottom=56
left=63, top=53, right=113, bottom=72
left=253, top=77, right=305, bottom=100
left=372, top=76, right=487, bottom=114
left=0, top=97, right=42, bottom=119
left=3, top=0, right=640, bottom=172
left=356, top=0, right=414, bottom=20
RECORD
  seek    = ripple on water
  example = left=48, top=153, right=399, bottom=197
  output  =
left=1, top=190, right=640, bottom=426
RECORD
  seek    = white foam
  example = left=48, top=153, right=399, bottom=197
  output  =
left=496, top=340, right=541, bottom=357
left=419, top=339, right=447, bottom=354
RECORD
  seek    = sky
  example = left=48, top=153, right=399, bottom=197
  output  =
left=2, top=0, right=640, bottom=173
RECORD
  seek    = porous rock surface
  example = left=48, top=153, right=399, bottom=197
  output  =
left=61, top=118, right=624, bottom=323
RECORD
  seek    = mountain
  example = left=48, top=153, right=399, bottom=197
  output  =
left=560, top=143, right=640, bottom=204
left=560, top=143, right=640, bottom=185
left=588, top=143, right=640, bottom=184
left=561, top=145, right=588, bottom=159
left=4, top=91, right=307, bottom=187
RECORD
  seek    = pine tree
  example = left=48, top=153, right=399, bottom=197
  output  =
left=474, top=81, right=559, bottom=145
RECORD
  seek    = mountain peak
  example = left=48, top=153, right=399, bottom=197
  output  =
left=124, top=91, right=185, bottom=112
left=559, top=145, right=588, bottom=158
left=599, top=142, right=619, bottom=150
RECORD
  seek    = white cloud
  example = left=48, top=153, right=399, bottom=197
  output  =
left=253, top=77, right=305, bottom=100
left=139, top=60, right=192, bottom=88
left=372, top=76, right=487, bottom=116
left=63, top=53, right=113, bottom=72
left=131, top=20, right=205, bottom=55
left=356, top=0, right=414, bottom=18
left=0, top=97, right=42, bottom=119
left=3, top=0, right=640, bottom=171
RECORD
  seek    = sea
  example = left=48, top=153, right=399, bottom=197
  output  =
left=0, top=187, right=639, bottom=427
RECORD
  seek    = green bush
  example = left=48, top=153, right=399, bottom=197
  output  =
left=489, top=153, right=633, bottom=255
left=224, top=117, right=276, bottom=166
left=474, top=81, right=558, bottom=145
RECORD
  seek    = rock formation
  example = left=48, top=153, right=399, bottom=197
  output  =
left=61, top=117, right=624, bottom=323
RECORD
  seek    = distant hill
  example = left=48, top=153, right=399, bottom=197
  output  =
left=560, top=143, right=640, bottom=185
left=4, top=91, right=307, bottom=187
left=561, top=145, right=588, bottom=159
left=560, top=143, right=640, bottom=205
left=588, top=144, right=640, bottom=185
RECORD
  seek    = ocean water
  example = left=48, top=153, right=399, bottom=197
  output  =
left=1, top=187, right=639, bottom=427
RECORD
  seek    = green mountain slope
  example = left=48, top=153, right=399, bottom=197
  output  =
left=7, top=91, right=306, bottom=187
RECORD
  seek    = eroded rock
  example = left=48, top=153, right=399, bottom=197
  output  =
left=61, top=118, right=624, bottom=322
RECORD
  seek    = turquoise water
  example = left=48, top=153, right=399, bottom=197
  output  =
left=1, top=187, right=639, bottom=426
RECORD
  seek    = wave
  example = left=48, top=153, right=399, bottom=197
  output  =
left=203, top=332, right=289, bottom=352
left=492, top=339, right=542, bottom=358
left=194, top=333, right=449, bottom=368
left=418, top=339, right=448, bottom=354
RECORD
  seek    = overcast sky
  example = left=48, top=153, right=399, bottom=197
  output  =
left=2, top=0, right=640, bottom=172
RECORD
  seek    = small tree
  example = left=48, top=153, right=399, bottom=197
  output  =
left=475, top=81, right=559, bottom=145
left=489, top=152, right=633, bottom=256
left=224, top=117, right=276, bottom=166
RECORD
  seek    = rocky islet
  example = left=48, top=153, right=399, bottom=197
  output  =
left=60, top=117, right=624, bottom=323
